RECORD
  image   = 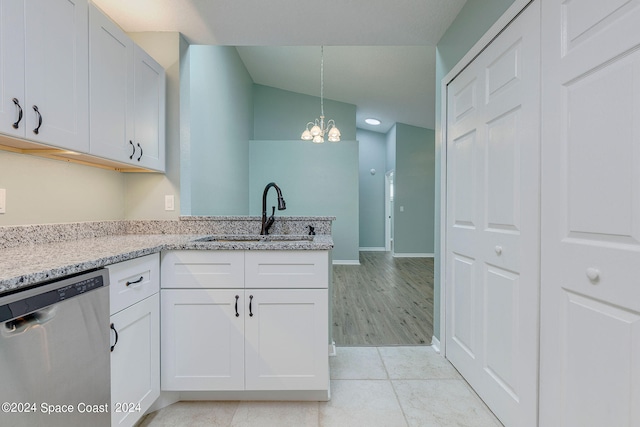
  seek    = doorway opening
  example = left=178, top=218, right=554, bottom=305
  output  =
left=385, top=170, right=394, bottom=253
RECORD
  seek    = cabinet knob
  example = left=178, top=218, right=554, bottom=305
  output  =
left=495, top=246, right=503, bottom=255
left=586, top=268, right=600, bottom=282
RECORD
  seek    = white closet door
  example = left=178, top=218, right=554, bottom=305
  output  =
left=445, top=2, right=540, bottom=426
left=540, top=1, right=640, bottom=426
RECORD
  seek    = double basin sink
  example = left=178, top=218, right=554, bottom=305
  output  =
left=193, top=234, right=314, bottom=243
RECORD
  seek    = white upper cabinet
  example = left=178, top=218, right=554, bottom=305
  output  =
left=0, top=0, right=88, bottom=152
left=24, top=0, right=89, bottom=152
left=89, top=4, right=133, bottom=164
left=89, top=4, right=165, bottom=171
left=132, top=45, right=165, bottom=171
left=0, top=0, right=26, bottom=138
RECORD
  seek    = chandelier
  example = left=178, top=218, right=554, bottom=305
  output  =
left=301, top=46, right=341, bottom=143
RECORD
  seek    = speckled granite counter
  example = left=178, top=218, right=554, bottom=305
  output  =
left=0, top=217, right=334, bottom=295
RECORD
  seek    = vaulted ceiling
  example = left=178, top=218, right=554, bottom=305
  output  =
left=92, top=0, right=467, bottom=132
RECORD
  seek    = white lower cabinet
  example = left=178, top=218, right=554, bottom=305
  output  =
left=110, top=294, right=160, bottom=427
left=244, top=288, right=328, bottom=391
left=108, top=254, right=160, bottom=427
left=161, top=289, right=245, bottom=391
left=160, top=250, right=329, bottom=394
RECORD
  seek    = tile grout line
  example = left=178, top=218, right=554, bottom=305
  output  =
left=377, top=346, right=411, bottom=427
left=375, top=346, right=391, bottom=380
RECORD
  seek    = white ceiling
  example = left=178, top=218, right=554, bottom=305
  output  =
left=92, top=0, right=467, bottom=133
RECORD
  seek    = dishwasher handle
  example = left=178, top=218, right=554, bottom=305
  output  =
left=3, top=307, right=57, bottom=335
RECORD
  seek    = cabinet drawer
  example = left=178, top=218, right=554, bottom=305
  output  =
left=161, top=251, right=244, bottom=289
left=245, top=251, right=328, bottom=289
left=108, top=253, right=160, bottom=315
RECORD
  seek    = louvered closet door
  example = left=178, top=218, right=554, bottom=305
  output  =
left=445, top=2, right=540, bottom=426
left=540, top=1, right=640, bottom=425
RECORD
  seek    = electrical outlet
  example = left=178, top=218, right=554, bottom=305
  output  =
left=0, top=189, right=5, bottom=214
left=164, top=195, right=175, bottom=211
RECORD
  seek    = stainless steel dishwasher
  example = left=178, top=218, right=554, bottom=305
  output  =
left=0, top=269, right=110, bottom=427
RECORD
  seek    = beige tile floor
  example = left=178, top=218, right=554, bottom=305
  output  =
left=138, top=346, right=503, bottom=427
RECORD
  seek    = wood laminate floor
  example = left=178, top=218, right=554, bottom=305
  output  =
left=332, top=251, right=434, bottom=346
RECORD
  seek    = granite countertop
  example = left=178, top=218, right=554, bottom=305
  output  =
left=0, top=233, right=333, bottom=295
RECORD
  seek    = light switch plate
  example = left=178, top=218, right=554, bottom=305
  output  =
left=0, top=189, right=5, bottom=214
left=165, top=195, right=174, bottom=211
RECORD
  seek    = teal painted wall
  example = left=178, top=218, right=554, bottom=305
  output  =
left=179, top=37, right=192, bottom=215
left=253, top=84, right=357, bottom=141
left=357, top=129, right=387, bottom=249
left=249, top=140, right=359, bottom=263
left=386, top=124, right=396, bottom=173
left=188, top=46, right=254, bottom=215
left=433, top=0, right=517, bottom=340
left=250, top=85, right=359, bottom=261
left=394, top=123, right=435, bottom=255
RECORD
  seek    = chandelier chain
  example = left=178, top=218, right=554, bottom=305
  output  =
left=320, top=46, right=324, bottom=117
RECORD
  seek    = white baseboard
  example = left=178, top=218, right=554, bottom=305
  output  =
left=359, top=247, right=386, bottom=251
left=149, top=391, right=180, bottom=413
left=393, top=253, right=434, bottom=258
left=431, top=336, right=441, bottom=353
left=333, top=260, right=360, bottom=265
left=329, top=341, right=336, bottom=357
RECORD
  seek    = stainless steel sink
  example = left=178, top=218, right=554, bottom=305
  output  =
left=193, top=234, right=313, bottom=243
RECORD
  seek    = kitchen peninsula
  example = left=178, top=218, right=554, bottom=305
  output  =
left=0, top=216, right=334, bottom=427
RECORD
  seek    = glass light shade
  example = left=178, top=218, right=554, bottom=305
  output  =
left=301, top=129, right=313, bottom=140
left=310, top=124, right=321, bottom=136
left=328, top=126, right=341, bottom=140
left=313, top=135, right=323, bottom=143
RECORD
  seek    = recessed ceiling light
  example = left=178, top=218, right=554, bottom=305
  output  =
left=365, top=118, right=381, bottom=126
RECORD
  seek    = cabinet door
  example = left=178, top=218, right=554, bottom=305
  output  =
left=132, top=45, right=165, bottom=171
left=244, top=289, right=328, bottom=391
left=161, top=289, right=244, bottom=391
left=89, top=4, right=134, bottom=163
left=24, top=0, right=88, bottom=152
left=0, top=0, right=25, bottom=138
left=111, top=293, right=160, bottom=427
